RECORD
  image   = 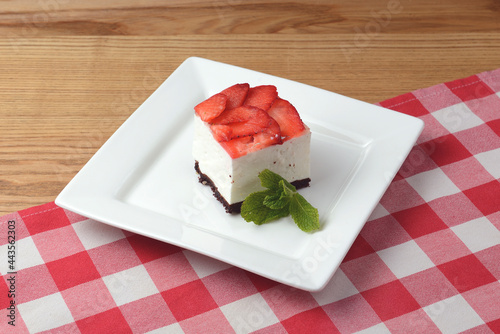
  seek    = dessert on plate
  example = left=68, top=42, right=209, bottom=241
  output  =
left=192, top=83, right=311, bottom=213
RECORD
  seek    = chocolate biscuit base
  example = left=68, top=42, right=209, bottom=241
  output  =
left=194, top=161, right=310, bottom=214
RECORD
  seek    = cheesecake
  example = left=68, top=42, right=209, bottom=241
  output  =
left=192, top=83, right=311, bottom=213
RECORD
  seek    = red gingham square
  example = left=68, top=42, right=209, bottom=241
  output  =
left=342, top=235, right=375, bottom=262
left=420, top=134, right=473, bottom=167
left=20, top=203, right=71, bottom=235
left=487, top=118, right=500, bottom=137
left=76, top=307, right=132, bottom=334
left=261, top=285, right=318, bottom=321
left=202, top=267, right=258, bottom=306
left=466, top=93, right=500, bottom=122
left=180, top=308, right=235, bottom=334
left=47, top=251, right=101, bottom=291
left=441, top=156, right=496, bottom=191
left=488, top=319, right=500, bottom=333
left=32, top=226, right=85, bottom=262
left=463, top=180, right=500, bottom=216
left=340, top=253, right=397, bottom=292
left=127, top=234, right=182, bottom=263
left=360, top=215, right=412, bottom=251
left=414, top=229, right=472, bottom=265
left=119, top=293, right=176, bottom=333
left=379, top=92, right=430, bottom=117
left=428, top=192, right=483, bottom=227
left=161, top=280, right=218, bottom=322
left=87, top=239, right=142, bottom=277
left=397, top=145, right=440, bottom=179
left=475, top=245, right=500, bottom=281
left=144, top=252, right=199, bottom=292
left=323, top=294, right=381, bottom=333
left=245, top=272, right=280, bottom=292
left=438, top=254, right=497, bottom=293
left=385, top=309, right=441, bottom=333
left=15, top=264, right=59, bottom=303
left=379, top=179, right=426, bottom=213
left=445, top=75, right=496, bottom=102
left=361, top=280, right=420, bottom=321
left=392, top=203, right=448, bottom=239
left=61, top=278, right=116, bottom=321
left=400, top=267, right=459, bottom=307
left=281, top=307, right=340, bottom=334
left=463, top=281, right=500, bottom=323
left=413, top=83, right=463, bottom=113
left=0, top=278, right=12, bottom=309
left=455, top=124, right=500, bottom=155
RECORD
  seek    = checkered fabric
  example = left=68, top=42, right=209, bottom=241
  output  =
left=1, top=69, right=500, bottom=334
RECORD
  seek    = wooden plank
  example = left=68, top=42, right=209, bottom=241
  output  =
left=1, top=34, right=499, bottom=214
left=0, top=0, right=499, bottom=35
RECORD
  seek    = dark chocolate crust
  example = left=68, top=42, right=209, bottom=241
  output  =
left=194, top=161, right=311, bottom=214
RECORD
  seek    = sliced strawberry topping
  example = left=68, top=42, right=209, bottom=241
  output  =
left=210, top=105, right=282, bottom=158
left=211, top=105, right=262, bottom=125
left=218, top=136, right=253, bottom=159
left=211, top=105, right=281, bottom=140
left=220, top=83, right=250, bottom=110
left=210, top=124, right=233, bottom=142
left=243, top=85, right=278, bottom=111
left=194, top=83, right=306, bottom=158
left=194, top=93, right=227, bottom=122
left=267, top=97, right=306, bottom=141
left=220, top=119, right=281, bottom=159
left=228, top=109, right=281, bottom=141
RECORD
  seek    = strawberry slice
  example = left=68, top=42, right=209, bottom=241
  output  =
left=220, top=120, right=281, bottom=159
left=243, top=85, right=278, bottom=111
left=211, top=105, right=282, bottom=158
left=211, top=105, right=262, bottom=125
left=219, top=136, right=254, bottom=159
left=194, top=93, right=227, bottom=122
left=210, top=124, right=233, bottom=142
left=220, top=83, right=250, bottom=110
left=267, top=97, right=306, bottom=140
left=211, top=105, right=279, bottom=139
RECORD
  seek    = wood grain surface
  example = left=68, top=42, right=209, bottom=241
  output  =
left=1, top=1, right=499, bottom=215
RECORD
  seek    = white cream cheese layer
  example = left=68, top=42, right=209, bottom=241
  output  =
left=192, top=115, right=311, bottom=204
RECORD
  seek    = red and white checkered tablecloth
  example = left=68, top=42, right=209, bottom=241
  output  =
left=1, top=68, right=500, bottom=334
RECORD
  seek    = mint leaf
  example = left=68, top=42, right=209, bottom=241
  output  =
left=241, top=190, right=289, bottom=225
left=241, top=169, right=320, bottom=232
left=258, top=169, right=296, bottom=192
left=289, top=193, right=320, bottom=232
left=263, top=180, right=294, bottom=209
left=263, top=193, right=288, bottom=209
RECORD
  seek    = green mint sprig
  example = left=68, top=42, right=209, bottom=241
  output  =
left=241, top=169, right=320, bottom=232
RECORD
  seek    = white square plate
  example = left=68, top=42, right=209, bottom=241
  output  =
left=56, top=57, right=423, bottom=291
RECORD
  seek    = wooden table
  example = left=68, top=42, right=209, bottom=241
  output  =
left=1, top=0, right=499, bottom=216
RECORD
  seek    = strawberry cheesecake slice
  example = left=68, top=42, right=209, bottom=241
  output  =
left=192, top=83, right=311, bottom=213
